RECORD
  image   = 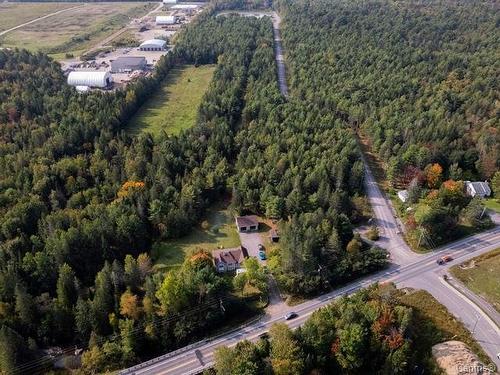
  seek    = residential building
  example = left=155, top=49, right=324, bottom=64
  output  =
left=212, top=247, right=248, bottom=272
left=465, top=181, right=491, bottom=198
left=397, top=190, right=409, bottom=203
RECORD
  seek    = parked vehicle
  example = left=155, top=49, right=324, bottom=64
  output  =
left=258, top=244, right=265, bottom=251
left=258, top=251, right=266, bottom=260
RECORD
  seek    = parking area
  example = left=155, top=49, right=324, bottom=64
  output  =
left=238, top=231, right=266, bottom=265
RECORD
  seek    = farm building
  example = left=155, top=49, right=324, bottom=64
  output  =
left=111, top=56, right=147, bottom=73
left=465, top=181, right=491, bottom=198
left=67, top=71, right=112, bottom=88
left=156, top=15, right=176, bottom=25
left=139, top=39, right=167, bottom=51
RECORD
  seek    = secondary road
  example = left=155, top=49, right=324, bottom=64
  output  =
left=271, top=12, right=288, bottom=97
left=0, top=4, right=85, bottom=37
left=361, top=153, right=419, bottom=265
left=119, top=10, right=499, bottom=374
left=120, top=227, right=500, bottom=374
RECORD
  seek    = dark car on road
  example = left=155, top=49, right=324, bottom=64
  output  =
left=284, top=312, right=297, bottom=320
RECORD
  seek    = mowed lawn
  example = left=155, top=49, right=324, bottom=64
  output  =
left=153, top=204, right=240, bottom=271
left=0, top=2, right=76, bottom=32
left=127, top=65, right=216, bottom=137
left=484, top=198, right=500, bottom=213
left=0, top=3, right=154, bottom=54
left=450, top=248, right=500, bottom=312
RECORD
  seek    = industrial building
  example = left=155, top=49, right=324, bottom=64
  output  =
left=67, top=71, right=112, bottom=88
left=156, top=15, right=176, bottom=25
left=111, top=56, right=147, bottom=73
left=162, top=0, right=177, bottom=4
left=171, top=4, right=198, bottom=9
left=139, top=39, right=167, bottom=51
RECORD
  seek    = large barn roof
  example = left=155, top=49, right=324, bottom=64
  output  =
left=156, top=15, right=176, bottom=24
left=67, top=71, right=112, bottom=88
left=140, top=39, right=167, bottom=48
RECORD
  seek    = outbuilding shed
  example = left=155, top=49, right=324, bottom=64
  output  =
left=139, top=39, right=167, bottom=51
left=67, top=71, right=112, bottom=88
left=156, top=15, right=176, bottom=25
left=111, top=56, right=147, bottom=73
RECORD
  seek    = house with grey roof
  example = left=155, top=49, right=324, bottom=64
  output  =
left=465, top=181, right=491, bottom=198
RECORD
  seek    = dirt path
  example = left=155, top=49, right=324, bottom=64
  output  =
left=0, top=4, right=85, bottom=37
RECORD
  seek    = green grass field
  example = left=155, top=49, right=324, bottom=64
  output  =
left=450, top=248, right=500, bottom=312
left=152, top=203, right=241, bottom=271
left=0, top=2, right=77, bottom=32
left=0, top=2, right=154, bottom=55
left=484, top=198, right=500, bottom=213
left=127, top=65, right=216, bottom=137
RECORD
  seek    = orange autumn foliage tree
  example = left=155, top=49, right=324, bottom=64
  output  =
left=425, top=163, right=443, bottom=189
left=117, top=181, right=145, bottom=199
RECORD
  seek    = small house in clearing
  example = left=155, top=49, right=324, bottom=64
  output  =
left=465, top=181, right=491, bottom=198
left=235, top=215, right=259, bottom=232
left=212, top=247, right=248, bottom=272
left=397, top=190, right=409, bottom=203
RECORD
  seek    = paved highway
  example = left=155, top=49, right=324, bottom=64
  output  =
left=119, top=11, right=499, bottom=374
left=120, top=227, right=500, bottom=374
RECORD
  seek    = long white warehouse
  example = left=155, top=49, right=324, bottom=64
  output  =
left=67, top=71, right=112, bottom=88
left=156, top=15, right=176, bottom=25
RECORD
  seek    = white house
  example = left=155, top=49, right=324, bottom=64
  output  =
left=465, top=181, right=491, bottom=198
left=397, top=190, right=409, bottom=203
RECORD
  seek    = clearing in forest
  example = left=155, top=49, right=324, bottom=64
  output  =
left=152, top=203, right=241, bottom=271
left=127, top=65, right=216, bottom=137
left=450, top=248, right=500, bottom=313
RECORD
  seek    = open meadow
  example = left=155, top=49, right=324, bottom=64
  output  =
left=127, top=64, right=216, bottom=137
left=152, top=203, right=241, bottom=271
left=0, top=2, right=155, bottom=56
left=450, top=248, right=500, bottom=312
left=0, top=2, right=77, bottom=32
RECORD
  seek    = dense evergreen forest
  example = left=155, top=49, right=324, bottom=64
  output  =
left=208, top=286, right=446, bottom=375
left=278, top=0, right=499, bottom=181
left=0, top=1, right=385, bottom=372
left=1, top=0, right=497, bottom=372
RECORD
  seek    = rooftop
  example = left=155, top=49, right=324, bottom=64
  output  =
left=235, top=215, right=259, bottom=228
left=140, top=39, right=167, bottom=47
left=212, top=246, right=248, bottom=265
